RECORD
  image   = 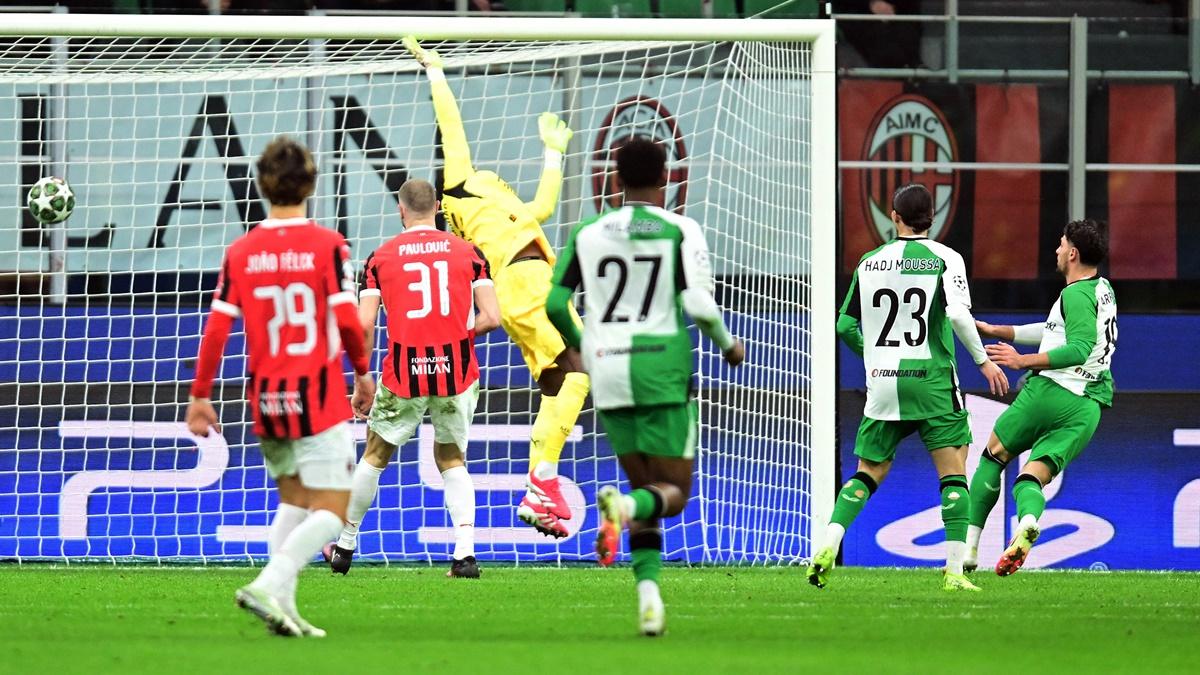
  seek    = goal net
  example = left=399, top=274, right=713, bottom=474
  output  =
left=0, top=14, right=835, bottom=564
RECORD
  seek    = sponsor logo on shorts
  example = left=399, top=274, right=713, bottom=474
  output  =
left=871, top=368, right=928, bottom=378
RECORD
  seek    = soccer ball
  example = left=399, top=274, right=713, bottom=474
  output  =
left=27, top=176, right=75, bottom=224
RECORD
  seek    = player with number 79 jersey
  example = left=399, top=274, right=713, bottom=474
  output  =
left=186, top=136, right=375, bottom=639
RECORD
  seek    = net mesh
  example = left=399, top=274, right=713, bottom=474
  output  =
left=0, top=32, right=816, bottom=564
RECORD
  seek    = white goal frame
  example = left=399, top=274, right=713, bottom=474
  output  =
left=1, top=13, right=836, bottom=562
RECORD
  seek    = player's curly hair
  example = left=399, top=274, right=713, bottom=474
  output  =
left=892, top=183, right=933, bottom=233
left=256, top=135, right=317, bottom=207
left=616, top=136, right=667, bottom=190
left=1064, top=218, right=1109, bottom=266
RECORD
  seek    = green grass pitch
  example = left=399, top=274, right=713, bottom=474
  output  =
left=1, top=565, right=1198, bottom=674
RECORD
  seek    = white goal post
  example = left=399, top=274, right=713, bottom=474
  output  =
left=0, top=13, right=835, bottom=564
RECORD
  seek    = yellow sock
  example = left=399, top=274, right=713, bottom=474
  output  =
left=543, top=372, right=589, bottom=467
left=528, top=394, right=556, bottom=475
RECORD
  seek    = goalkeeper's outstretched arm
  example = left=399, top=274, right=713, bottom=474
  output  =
left=527, top=112, right=571, bottom=223
left=404, top=37, right=474, bottom=188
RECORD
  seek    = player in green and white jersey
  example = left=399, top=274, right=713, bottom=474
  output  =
left=966, top=219, right=1116, bottom=576
left=808, top=184, right=1009, bottom=593
left=545, top=138, right=744, bottom=636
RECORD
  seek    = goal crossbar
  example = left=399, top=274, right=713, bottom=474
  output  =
left=1, top=13, right=835, bottom=44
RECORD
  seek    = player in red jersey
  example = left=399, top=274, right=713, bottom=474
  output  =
left=323, top=179, right=500, bottom=579
left=185, top=136, right=375, bottom=638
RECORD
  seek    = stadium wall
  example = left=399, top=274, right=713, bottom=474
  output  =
left=840, top=79, right=1200, bottom=312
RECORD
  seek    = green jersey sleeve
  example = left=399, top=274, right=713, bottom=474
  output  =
left=1046, top=285, right=1098, bottom=369
left=546, top=224, right=584, bottom=349
left=837, top=270, right=864, bottom=356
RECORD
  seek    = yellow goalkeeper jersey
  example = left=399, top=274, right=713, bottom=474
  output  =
left=442, top=171, right=557, bottom=269
left=428, top=69, right=562, bottom=269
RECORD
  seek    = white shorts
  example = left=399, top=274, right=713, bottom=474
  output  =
left=368, top=382, right=480, bottom=450
left=258, top=422, right=355, bottom=491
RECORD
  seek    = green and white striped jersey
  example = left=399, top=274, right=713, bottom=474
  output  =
left=1036, top=276, right=1117, bottom=406
left=839, top=236, right=986, bottom=421
left=547, top=204, right=733, bottom=410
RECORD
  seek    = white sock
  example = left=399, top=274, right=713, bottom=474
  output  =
left=822, top=522, right=846, bottom=554
left=267, top=503, right=309, bottom=615
left=637, top=579, right=660, bottom=604
left=251, top=509, right=343, bottom=597
left=620, top=494, right=637, bottom=521
left=533, top=460, right=557, bottom=481
left=1019, top=513, right=1040, bottom=532
left=966, top=524, right=982, bottom=552
left=338, top=459, right=385, bottom=550
left=945, top=540, right=966, bottom=575
left=442, top=466, right=476, bottom=560
left=268, top=503, right=309, bottom=555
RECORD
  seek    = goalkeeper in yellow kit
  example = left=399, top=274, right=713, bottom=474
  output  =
left=404, top=37, right=588, bottom=538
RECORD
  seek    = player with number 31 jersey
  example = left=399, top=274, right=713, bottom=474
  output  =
left=360, top=217, right=491, bottom=399
left=324, top=179, right=500, bottom=581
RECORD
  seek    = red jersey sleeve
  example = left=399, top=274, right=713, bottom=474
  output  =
left=327, top=235, right=358, bottom=309
left=360, top=251, right=381, bottom=299
left=191, top=250, right=241, bottom=398
left=210, top=254, right=242, bottom=318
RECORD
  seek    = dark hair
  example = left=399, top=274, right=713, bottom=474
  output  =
left=256, top=135, right=317, bottom=206
left=892, top=183, right=933, bottom=232
left=616, top=137, right=667, bottom=189
left=1064, top=218, right=1109, bottom=266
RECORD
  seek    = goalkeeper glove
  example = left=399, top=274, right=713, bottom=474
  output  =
left=538, top=112, right=573, bottom=154
left=402, top=36, right=443, bottom=70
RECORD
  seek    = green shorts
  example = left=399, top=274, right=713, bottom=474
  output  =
left=993, top=375, right=1101, bottom=476
left=854, top=409, right=972, bottom=463
left=597, top=400, right=698, bottom=459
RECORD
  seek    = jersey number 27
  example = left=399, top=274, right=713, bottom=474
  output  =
left=598, top=254, right=662, bottom=323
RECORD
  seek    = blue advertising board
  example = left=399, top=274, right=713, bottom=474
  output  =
left=836, top=391, right=1200, bottom=571
left=0, top=306, right=811, bottom=564
left=2, top=307, right=1196, bottom=568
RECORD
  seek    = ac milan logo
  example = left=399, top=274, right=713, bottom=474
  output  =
left=862, top=94, right=959, bottom=243
left=591, top=96, right=688, bottom=214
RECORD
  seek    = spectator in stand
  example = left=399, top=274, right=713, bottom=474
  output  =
left=314, top=0, right=494, bottom=11
left=837, top=0, right=923, bottom=69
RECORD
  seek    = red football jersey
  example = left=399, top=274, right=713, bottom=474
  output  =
left=211, top=217, right=358, bottom=439
left=360, top=225, right=491, bottom=398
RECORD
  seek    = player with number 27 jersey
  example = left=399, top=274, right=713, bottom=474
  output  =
left=193, top=217, right=370, bottom=439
